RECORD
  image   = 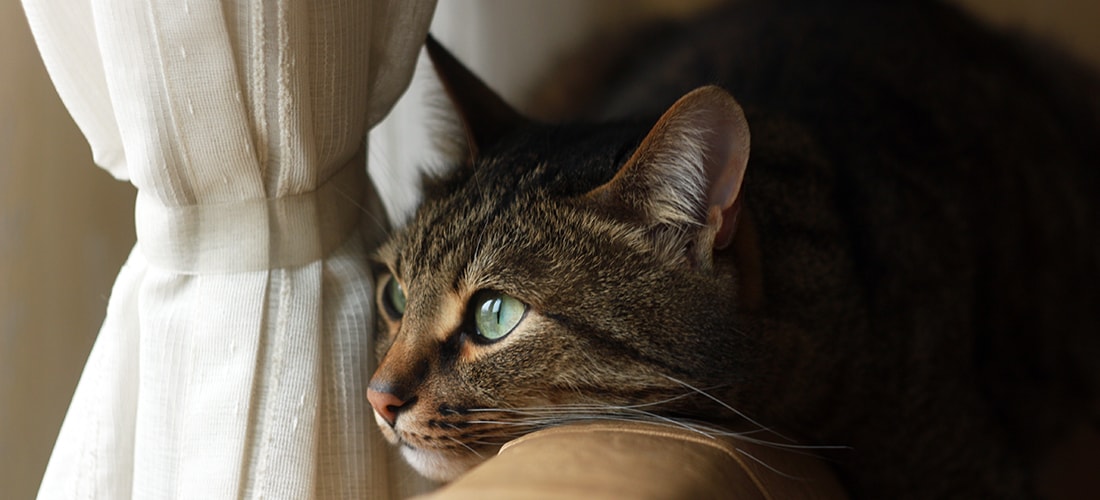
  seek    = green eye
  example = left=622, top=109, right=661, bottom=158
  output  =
left=381, top=276, right=406, bottom=319
left=472, top=291, right=527, bottom=342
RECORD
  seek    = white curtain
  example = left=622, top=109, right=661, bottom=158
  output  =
left=22, top=0, right=436, bottom=498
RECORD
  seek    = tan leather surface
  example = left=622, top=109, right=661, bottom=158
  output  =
left=417, top=421, right=849, bottom=500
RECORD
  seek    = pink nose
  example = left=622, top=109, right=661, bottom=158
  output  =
left=367, top=386, right=413, bottom=427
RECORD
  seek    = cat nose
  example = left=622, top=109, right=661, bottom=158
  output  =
left=367, top=385, right=416, bottom=427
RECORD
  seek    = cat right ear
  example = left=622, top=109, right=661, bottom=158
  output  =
left=588, top=86, right=751, bottom=268
left=425, top=35, right=525, bottom=162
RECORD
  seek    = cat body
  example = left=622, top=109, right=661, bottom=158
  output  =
left=368, top=1, right=1100, bottom=497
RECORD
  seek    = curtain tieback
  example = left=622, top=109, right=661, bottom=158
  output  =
left=135, top=152, right=368, bottom=273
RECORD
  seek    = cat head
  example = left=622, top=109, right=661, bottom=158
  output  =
left=367, top=36, right=754, bottom=481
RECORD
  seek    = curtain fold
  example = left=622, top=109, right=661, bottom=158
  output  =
left=23, top=0, right=436, bottom=497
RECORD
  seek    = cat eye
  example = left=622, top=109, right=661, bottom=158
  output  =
left=471, top=291, right=527, bottom=342
left=380, top=276, right=407, bottom=319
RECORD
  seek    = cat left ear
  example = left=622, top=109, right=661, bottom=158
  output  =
left=425, top=34, right=526, bottom=162
left=590, top=86, right=750, bottom=267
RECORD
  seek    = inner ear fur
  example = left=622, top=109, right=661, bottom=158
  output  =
left=588, top=85, right=751, bottom=267
left=424, top=35, right=525, bottom=162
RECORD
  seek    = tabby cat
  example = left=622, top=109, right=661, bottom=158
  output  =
left=366, top=1, right=1100, bottom=497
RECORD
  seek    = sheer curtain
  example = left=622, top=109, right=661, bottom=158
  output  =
left=22, top=0, right=435, bottom=498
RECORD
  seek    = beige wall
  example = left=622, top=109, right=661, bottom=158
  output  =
left=1, top=2, right=137, bottom=499
left=2, top=1, right=1096, bottom=498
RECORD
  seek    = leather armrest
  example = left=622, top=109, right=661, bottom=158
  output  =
left=417, top=421, right=848, bottom=499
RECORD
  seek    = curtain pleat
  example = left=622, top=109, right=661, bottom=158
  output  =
left=23, top=0, right=437, bottom=498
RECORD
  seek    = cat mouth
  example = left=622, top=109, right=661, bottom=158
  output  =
left=393, top=427, right=495, bottom=481
left=373, top=409, right=499, bottom=480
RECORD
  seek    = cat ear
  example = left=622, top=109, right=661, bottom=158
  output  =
left=591, top=86, right=750, bottom=266
left=425, top=35, right=525, bottom=161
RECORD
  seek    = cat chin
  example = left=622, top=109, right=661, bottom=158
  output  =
left=400, top=445, right=484, bottom=482
left=372, top=410, right=487, bottom=481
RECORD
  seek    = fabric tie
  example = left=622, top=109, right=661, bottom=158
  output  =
left=135, top=152, right=368, bottom=274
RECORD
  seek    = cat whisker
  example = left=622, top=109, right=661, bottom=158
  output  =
left=465, top=419, right=547, bottom=427
left=469, top=409, right=718, bottom=439
left=660, top=374, right=794, bottom=442
left=332, top=184, right=393, bottom=241
left=476, top=404, right=849, bottom=455
left=464, top=391, right=698, bottom=415
left=458, top=388, right=850, bottom=461
left=695, top=424, right=849, bottom=457
left=646, top=416, right=836, bottom=450
left=720, top=435, right=850, bottom=451
left=467, top=405, right=650, bottom=416
left=734, top=447, right=807, bottom=481
left=461, top=409, right=851, bottom=464
left=467, top=439, right=513, bottom=447
left=445, top=435, right=484, bottom=458
left=603, top=408, right=720, bottom=438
